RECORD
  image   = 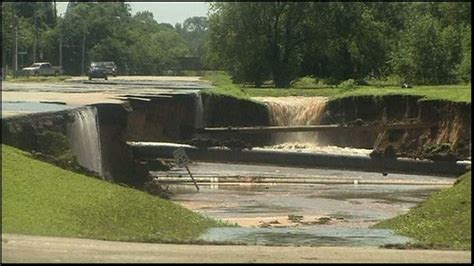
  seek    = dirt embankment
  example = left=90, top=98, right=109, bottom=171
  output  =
left=320, top=95, right=471, bottom=161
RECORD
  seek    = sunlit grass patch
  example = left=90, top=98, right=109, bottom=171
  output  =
left=373, top=172, right=471, bottom=250
left=1, top=144, right=229, bottom=243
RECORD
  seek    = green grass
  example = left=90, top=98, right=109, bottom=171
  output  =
left=372, top=171, right=471, bottom=250
left=201, top=71, right=236, bottom=88
left=332, top=85, right=471, bottom=103
left=200, top=72, right=471, bottom=103
left=1, top=144, right=229, bottom=243
left=5, top=75, right=72, bottom=83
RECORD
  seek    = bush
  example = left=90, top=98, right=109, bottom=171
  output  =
left=290, top=75, right=317, bottom=88
left=366, top=75, right=405, bottom=87
left=339, top=79, right=358, bottom=91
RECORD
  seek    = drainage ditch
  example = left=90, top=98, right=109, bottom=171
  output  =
left=1, top=92, right=470, bottom=247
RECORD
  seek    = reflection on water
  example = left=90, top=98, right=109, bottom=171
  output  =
left=166, top=180, right=445, bottom=247
left=199, top=227, right=412, bottom=247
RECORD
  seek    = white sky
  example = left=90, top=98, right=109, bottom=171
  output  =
left=56, top=2, right=210, bottom=25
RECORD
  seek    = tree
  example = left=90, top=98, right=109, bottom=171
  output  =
left=390, top=5, right=467, bottom=85
left=457, top=25, right=471, bottom=83
left=178, top=16, right=209, bottom=58
left=206, top=2, right=310, bottom=87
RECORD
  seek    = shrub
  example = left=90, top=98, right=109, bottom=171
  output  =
left=339, top=79, right=358, bottom=91
left=290, top=75, right=317, bottom=88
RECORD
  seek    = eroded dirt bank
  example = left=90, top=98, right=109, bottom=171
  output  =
left=319, top=95, right=471, bottom=161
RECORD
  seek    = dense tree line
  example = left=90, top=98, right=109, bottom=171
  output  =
left=205, top=2, right=471, bottom=86
left=1, top=2, right=208, bottom=75
left=2, top=2, right=470, bottom=85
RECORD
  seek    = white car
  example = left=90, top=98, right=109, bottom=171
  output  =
left=22, top=62, right=63, bottom=76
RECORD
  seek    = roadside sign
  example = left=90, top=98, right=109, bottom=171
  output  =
left=172, top=148, right=199, bottom=191
left=18, top=51, right=27, bottom=55
left=172, top=148, right=190, bottom=167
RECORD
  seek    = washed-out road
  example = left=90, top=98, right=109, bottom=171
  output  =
left=1, top=234, right=471, bottom=263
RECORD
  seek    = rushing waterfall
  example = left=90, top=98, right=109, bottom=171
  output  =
left=255, top=96, right=328, bottom=145
left=194, top=92, right=204, bottom=129
left=67, top=106, right=105, bottom=179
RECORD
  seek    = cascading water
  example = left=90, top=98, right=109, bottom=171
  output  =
left=67, top=106, right=105, bottom=179
left=253, top=96, right=373, bottom=156
left=194, top=92, right=204, bottom=129
left=255, top=96, right=328, bottom=146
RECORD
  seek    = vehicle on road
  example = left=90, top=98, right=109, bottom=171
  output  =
left=22, top=62, right=63, bottom=76
left=103, top=61, right=117, bottom=77
left=88, top=62, right=108, bottom=80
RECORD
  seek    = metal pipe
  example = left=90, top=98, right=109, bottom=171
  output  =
left=128, top=142, right=469, bottom=177
left=196, top=123, right=438, bottom=134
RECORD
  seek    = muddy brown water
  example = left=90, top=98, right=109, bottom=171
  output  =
left=154, top=162, right=453, bottom=247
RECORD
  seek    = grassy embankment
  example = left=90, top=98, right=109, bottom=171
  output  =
left=201, top=71, right=471, bottom=103
left=373, top=171, right=471, bottom=250
left=1, top=144, right=230, bottom=243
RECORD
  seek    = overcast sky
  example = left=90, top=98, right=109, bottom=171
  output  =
left=56, top=2, right=210, bottom=26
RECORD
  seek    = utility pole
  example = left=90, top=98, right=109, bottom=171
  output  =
left=58, top=13, right=63, bottom=69
left=81, top=29, right=85, bottom=75
left=59, top=35, right=62, bottom=68
left=14, top=15, right=18, bottom=72
left=33, top=13, right=37, bottom=63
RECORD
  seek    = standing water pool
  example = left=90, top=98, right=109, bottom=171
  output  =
left=155, top=163, right=453, bottom=247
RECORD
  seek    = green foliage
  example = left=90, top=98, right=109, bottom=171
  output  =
left=206, top=2, right=471, bottom=86
left=1, top=2, right=471, bottom=84
left=373, top=172, right=471, bottom=250
left=2, top=2, right=198, bottom=75
left=290, top=76, right=321, bottom=88
left=456, top=25, right=471, bottom=83
left=1, top=145, right=228, bottom=242
left=338, top=79, right=358, bottom=91
left=206, top=2, right=310, bottom=88
left=390, top=12, right=466, bottom=85
left=176, top=16, right=209, bottom=58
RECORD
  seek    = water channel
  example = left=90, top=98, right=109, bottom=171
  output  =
left=153, top=162, right=453, bottom=247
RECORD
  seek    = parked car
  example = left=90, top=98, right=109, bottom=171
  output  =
left=88, top=62, right=108, bottom=80
left=103, top=61, right=117, bottom=77
left=22, top=62, right=63, bottom=76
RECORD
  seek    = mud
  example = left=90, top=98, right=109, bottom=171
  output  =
left=321, top=95, right=471, bottom=161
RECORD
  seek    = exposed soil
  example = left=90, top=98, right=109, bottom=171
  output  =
left=320, top=95, right=471, bottom=161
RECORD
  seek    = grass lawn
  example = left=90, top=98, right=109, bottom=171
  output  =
left=372, top=171, right=471, bottom=250
left=1, top=144, right=228, bottom=243
left=201, top=71, right=471, bottom=103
